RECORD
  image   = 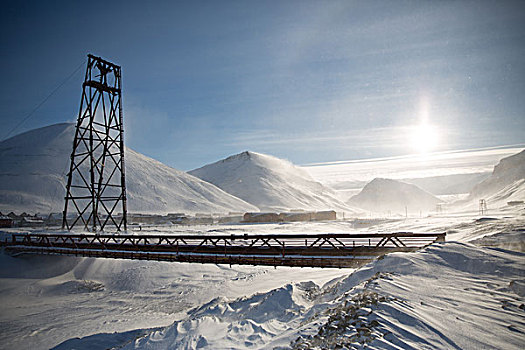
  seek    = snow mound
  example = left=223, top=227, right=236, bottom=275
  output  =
left=124, top=242, right=525, bottom=349
left=126, top=284, right=308, bottom=349
left=348, top=177, right=442, bottom=215
left=0, top=123, right=257, bottom=214
left=469, top=149, right=525, bottom=200
left=190, top=151, right=357, bottom=212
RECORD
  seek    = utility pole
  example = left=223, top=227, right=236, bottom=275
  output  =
left=479, top=199, right=487, bottom=216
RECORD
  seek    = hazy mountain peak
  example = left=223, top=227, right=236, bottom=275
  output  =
left=190, top=151, right=356, bottom=212
left=348, top=177, right=441, bottom=215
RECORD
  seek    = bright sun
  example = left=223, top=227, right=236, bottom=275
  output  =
left=410, top=123, right=439, bottom=154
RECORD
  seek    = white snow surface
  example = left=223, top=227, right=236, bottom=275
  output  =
left=123, top=242, right=524, bottom=350
left=1, top=211, right=524, bottom=350
left=0, top=123, right=257, bottom=214
left=190, top=151, right=358, bottom=213
left=348, top=178, right=443, bottom=215
left=0, top=223, right=352, bottom=350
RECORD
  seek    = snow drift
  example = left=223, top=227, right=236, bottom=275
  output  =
left=0, top=123, right=257, bottom=214
left=122, top=242, right=525, bottom=349
left=189, top=151, right=356, bottom=212
left=348, top=177, right=442, bottom=215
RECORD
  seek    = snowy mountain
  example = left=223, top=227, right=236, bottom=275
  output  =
left=348, top=178, right=442, bottom=215
left=189, top=151, right=356, bottom=212
left=402, top=172, right=490, bottom=195
left=468, top=149, right=525, bottom=203
left=0, top=123, right=257, bottom=214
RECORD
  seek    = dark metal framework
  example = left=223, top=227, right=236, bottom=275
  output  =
left=62, top=54, right=127, bottom=231
left=1, top=232, right=445, bottom=268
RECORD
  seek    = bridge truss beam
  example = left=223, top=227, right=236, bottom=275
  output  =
left=1, top=232, right=445, bottom=268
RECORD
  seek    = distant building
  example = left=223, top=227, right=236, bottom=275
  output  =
left=21, top=216, right=44, bottom=227
left=128, top=214, right=167, bottom=225
left=311, top=210, right=337, bottom=221
left=243, top=212, right=281, bottom=223
left=0, top=216, right=13, bottom=228
left=243, top=210, right=337, bottom=223
left=217, top=215, right=243, bottom=224
left=279, top=212, right=312, bottom=222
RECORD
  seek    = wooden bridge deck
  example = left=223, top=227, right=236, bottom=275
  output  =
left=0, top=232, right=446, bottom=268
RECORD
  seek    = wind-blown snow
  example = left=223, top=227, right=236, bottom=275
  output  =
left=450, top=149, right=525, bottom=211
left=0, top=232, right=349, bottom=350
left=0, top=123, right=257, bottom=214
left=1, top=208, right=523, bottom=349
left=122, top=242, right=525, bottom=350
left=190, top=151, right=357, bottom=212
left=468, top=150, right=525, bottom=203
left=348, top=178, right=442, bottom=215
left=401, top=172, right=490, bottom=196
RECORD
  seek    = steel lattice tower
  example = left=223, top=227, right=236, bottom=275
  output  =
left=62, top=54, right=127, bottom=231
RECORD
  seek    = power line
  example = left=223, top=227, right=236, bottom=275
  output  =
left=2, top=58, right=86, bottom=141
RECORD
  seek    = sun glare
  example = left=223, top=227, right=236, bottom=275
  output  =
left=409, top=95, right=441, bottom=155
left=410, top=123, right=439, bottom=155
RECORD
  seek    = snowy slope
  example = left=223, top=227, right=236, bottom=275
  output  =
left=468, top=149, right=525, bottom=202
left=348, top=178, right=442, bottom=215
left=402, top=172, right=490, bottom=195
left=0, top=123, right=257, bottom=214
left=190, top=151, right=356, bottom=212
left=121, top=242, right=524, bottom=350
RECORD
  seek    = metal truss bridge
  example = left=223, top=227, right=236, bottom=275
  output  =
left=1, top=232, right=445, bottom=268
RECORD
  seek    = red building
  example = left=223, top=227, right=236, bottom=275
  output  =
left=0, top=216, right=13, bottom=228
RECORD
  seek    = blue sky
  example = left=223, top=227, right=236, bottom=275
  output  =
left=2, top=0, right=524, bottom=170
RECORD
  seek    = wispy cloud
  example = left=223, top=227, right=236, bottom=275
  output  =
left=227, top=125, right=451, bottom=154
left=303, top=145, right=525, bottom=186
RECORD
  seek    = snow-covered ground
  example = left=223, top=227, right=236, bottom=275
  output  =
left=0, top=207, right=523, bottom=349
left=120, top=242, right=524, bottom=350
left=1, top=125, right=524, bottom=349
left=0, top=227, right=351, bottom=350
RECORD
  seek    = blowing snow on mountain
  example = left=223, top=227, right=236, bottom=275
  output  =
left=348, top=178, right=443, bottom=215
left=190, top=151, right=357, bottom=213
